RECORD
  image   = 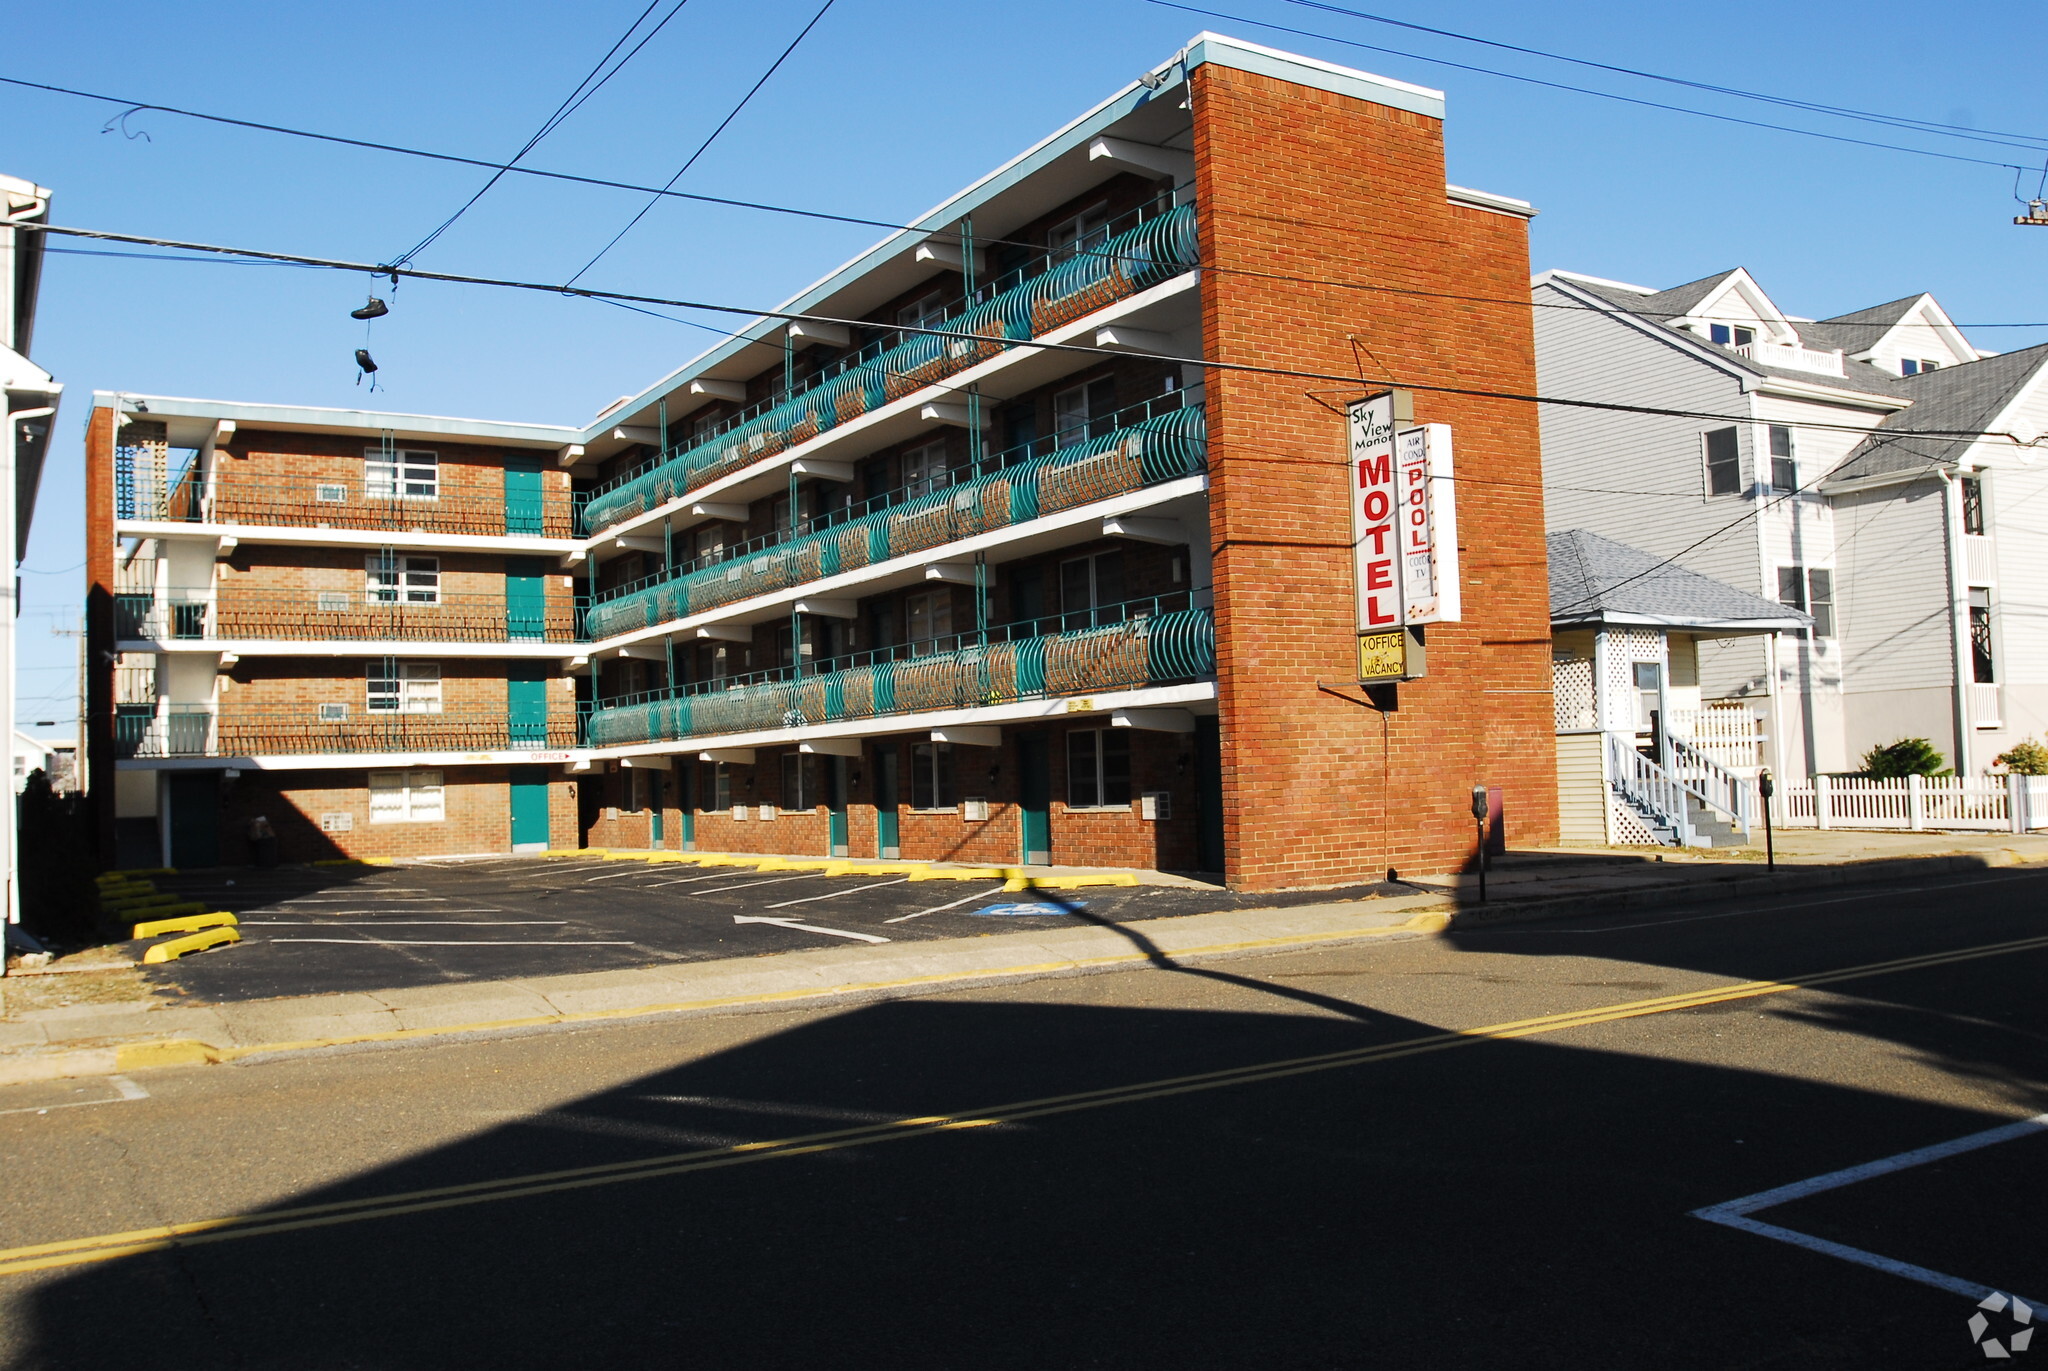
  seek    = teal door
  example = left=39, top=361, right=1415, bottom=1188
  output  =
left=827, top=756, right=850, bottom=857
left=874, top=747, right=900, bottom=859
left=507, top=662, right=549, bottom=748
left=679, top=760, right=697, bottom=851
left=1194, top=716, right=1224, bottom=874
left=510, top=765, right=550, bottom=850
left=1018, top=733, right=1051, bottom=865
left=506, top=556, right=547, bottom=640
left=648, top=772, right=665, bottom=849
left=504, top=455, right=544, bottom=535
left=167, top=772, right=220, bottom=868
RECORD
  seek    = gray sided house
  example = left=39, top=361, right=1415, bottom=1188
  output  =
left=1533, top=266, right=2041, bottom=780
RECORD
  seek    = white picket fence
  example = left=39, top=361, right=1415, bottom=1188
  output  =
left=1778, top=773, right=2048, bottom=832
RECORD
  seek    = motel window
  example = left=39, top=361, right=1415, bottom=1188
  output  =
left=905, top=591, right=953, bottom=656
left=711, top=763, right=732, bottom=811
left=368, top=769, right=445, bottom=823
left=901, top=440, right=951, bottom=499
left=1703, top=428, right=1741, bottom=496
left=1047, top=203, right=1110, bottom=262
left=1067, top=729, right=1132, bottom=809
left=910, top=742, right=956, bottom=810
left=1708, top=324, right=1755, bottom=347
left=896, top=290, right=948, bottom=334
left=1060, top=550, right=1126, bottom=630
left=1961, top=476, right=1987, bottom=536
left=364, top=446, right=439, bottom=500
left=1969, top=589, right=1996, bottom=683
left=1052, top=376, right=1117, bottom=447
left=781, top=754, right=811, bottom=811
left=694, top=526, right=725, bottom=566
left=368, top=661, right=442, bottom=714
left=1768, top=426, right=1798, bottom=492
left=367, top=553, right=439, bottom=605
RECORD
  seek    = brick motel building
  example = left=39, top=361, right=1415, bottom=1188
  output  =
left=84, top=35, right=1557, bottom=892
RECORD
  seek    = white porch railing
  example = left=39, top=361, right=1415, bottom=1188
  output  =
left=1729, top=341, right=1846, bottom=377
left=1672, top=738, right=1754, bottom=833
left=1667, top=702, right=1765, bottom=771
left=1606, top=732, right=1693, bottom=844
left=1970, top=683, right=2002, bottom=728
left=1779, top=773, right=2048, bottom=832
left=1964, top=534, right=1997, bottom=586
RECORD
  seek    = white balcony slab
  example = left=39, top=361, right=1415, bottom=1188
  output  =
left=115, top=637, right=579, bottom=659
left=115, top=520, right=580, bottom=556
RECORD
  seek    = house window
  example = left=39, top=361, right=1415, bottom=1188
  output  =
left=901, top=440, right=951, bottom=499
left=1969, top=589, right=1995, bottom=683
left=368, top=554, right=439, bottom=605
left=1067, top=729, right=1132, bottom=808
left=368, top=661, right=442, bottom=713
left=1060, top=550, right=1126, bottom=629
left=897, top=290, right=948, bottom=333
left=1768, top=426, right=1798, bottom=492
left=905, top=590, right=953, bottom=655
left=1703, top=428, right=1740, bottom=496
left=781, top=754, right=810, bottom=811
left=364, top=447, right=438, bottom=500
left=1052, top=376, right=1117, bottom=447
left=1961, top=476, right=1986, bottom=535
left=368, top=769, right=445, bottom=823
left=1708, top=324, right=1755, bottom=347
left=910, top=742, right=956, bottom=810
left=1806, top=569, right=1835, bottom=638
left=1048, top=203, right=1110, bottom=262
left=1902, top=358, right=1941, bottom=376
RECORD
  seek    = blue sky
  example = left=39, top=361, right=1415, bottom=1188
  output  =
left=8, top=0, right=2046, bottom=730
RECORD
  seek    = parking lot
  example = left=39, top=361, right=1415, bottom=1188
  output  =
left=138, top=855, right=1394, bottom=1002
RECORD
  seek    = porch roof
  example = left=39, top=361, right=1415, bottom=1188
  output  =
left=1548, top=530, right=1811, bottom=635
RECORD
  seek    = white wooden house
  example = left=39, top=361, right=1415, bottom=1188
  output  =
left=1550, top=530, right=1808, bottom=845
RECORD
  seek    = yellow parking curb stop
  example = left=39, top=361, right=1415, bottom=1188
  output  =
left=133, top=911, right=239, bottom=940
left=142, top=927, right=241, bottom=963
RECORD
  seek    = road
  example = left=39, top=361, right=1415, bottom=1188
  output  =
left=3, top=866, right=2045, bottom=1368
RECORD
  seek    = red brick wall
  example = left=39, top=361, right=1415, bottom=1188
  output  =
left=1193, top=64, right=1558, bottom=891
left=219, top=549, right=579, bottom=642
left=217, top=766, right=578, bottom=862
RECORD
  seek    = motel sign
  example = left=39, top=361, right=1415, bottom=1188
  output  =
left=1347, top=391, right=1460, bottom=646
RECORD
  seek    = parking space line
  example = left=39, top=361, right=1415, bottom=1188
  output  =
left=265, top=938, right=637, bottom=947
left=1692, top=1112, right=2048, bottom=1304
left=698, top=874, right=836, bottom=893
left=0, top=1076, right=149, bottom=1117
left=242, top=908, right=513, bottom=916
left=769, top=878, right=913, bottom=909
left=240, top=921, right=569, bottom=927
left=884, top=885, right=1010, bottom=922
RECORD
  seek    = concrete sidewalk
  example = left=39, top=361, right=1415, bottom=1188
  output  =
left=4, top=832, right=2045, bottom=1086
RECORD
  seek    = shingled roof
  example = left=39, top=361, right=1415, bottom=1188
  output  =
left=1830, top=341, right=2048, bottom=483
left=1549, top=530, right=1811, bottom=633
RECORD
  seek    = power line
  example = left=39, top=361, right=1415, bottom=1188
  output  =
left=565, top=0, right=837, bottom=285
left=19, top=218, right=2042, bottom=448
left=1275, top=0, right=2048, bottom=154
left=13, top=70, right=2048, bottom=330
left=391, top=0, right=691, bottom=268
left=1146, top=0, right=2034, bottom=172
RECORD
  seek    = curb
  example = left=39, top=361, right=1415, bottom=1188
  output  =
left=3, top=849, right=2041, bottom=1089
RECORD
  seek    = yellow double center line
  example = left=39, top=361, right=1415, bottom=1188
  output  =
left=5, top=930, right=2045, bottom=1279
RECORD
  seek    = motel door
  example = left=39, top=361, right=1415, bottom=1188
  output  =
left=678, top=759, right=697, bottom=851
left=646, top=771, right=665, bottom=848
left=505, top=557, right=547, bottom=641
left=166, top=772, right=220, bottom=869
left=503, top=455, right=545, bottom=536
left=827, top=756, right=850, bottom=857
left=1018, top=733, right=1052, bottom=866
left=509, top=766, right=550, bottom=851
left=507, top=664, right=549, bottom=748
left=875, top=748, right=901, bottom=859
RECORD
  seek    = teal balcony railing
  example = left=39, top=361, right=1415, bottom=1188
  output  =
left=582, top=394, right=1206, bottom=641
left=115, top=707, right=576, bottom=759
left=116, top=588, right=581, bottom=643
left=579, top=198, right=1200, bottom=536
left=582, top=595, right=1214, bottom=749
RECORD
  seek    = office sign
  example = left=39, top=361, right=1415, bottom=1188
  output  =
left=1347, top=393, right=1402, bottom=630
left=1357, top=630, right=1407, bottom=682
left=1396, top=423, right=1460, bottom=624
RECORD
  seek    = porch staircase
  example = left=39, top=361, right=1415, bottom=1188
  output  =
left=1604, top=732, right=1753, bottom=848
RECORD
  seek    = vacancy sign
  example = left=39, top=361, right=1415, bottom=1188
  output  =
left=1349, top=395, right=1460, bottom=629
left=1396, top=423, right=1460, bottom=624
left=1348, top=393, right=1402, bottom=629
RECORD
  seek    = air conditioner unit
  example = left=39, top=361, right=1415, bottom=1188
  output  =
left=758, top=804, right=778, bottom=821
left=316, top=483, right=347, bottom=503
left=317, top=703, right=349, bottom=722
left=1140, top=792, right=1171, bottom=822
left=962, top=797, right=991, bottom=822
left=319, top=812, right=354, bottom=833
left=731, top=805, right=748, bottom=821
left=316, top=592, right=350, bottom=613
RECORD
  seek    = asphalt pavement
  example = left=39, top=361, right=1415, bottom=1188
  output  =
left=3, top=865, right=2044, bottom=1368
left=140, top=856, right=1394, bottom=1002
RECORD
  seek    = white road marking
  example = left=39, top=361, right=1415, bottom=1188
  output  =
left=241, top=920, right=569, bottom=927
left=698, top=873, right=834, bottom=892
left=769, top=878, right=912, bottom=909
left=581, top=868, right=674, bottom=883
left=644, top=869, right=779, bottom=888
left=0, top=1075, right=149, bottom=1117
left=265, top=938, right=636, bottom=947
left=884, top=885, right=1011, bottom=923
left=732, top=915, right=889, bottom=944
left=247, top=908, right=511, bottom=917
left=1693, top=1111, right=2048, bottom=1304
